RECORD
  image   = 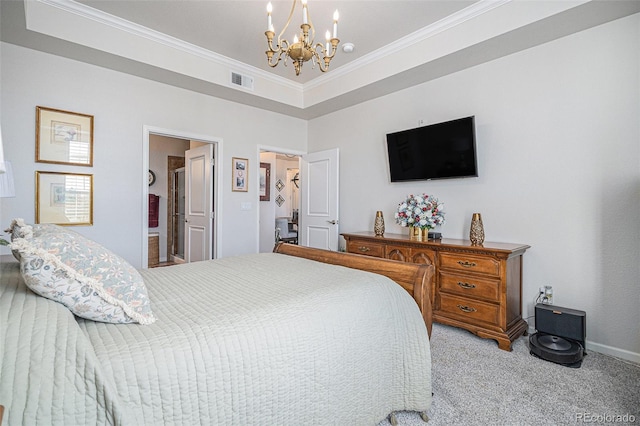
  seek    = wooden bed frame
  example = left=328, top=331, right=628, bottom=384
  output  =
left=273, top=243, right=434, bottom=337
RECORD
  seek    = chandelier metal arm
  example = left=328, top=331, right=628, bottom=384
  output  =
left=264, top=0, right=340, bottom=76
left=277, top=0, right=297, bottom=42
left=265, top=31, right=289, bottom=68
left=315, top=37, right=339, bottom=72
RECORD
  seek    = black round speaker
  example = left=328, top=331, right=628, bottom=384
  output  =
left=529, top=332, right=584, bottom=367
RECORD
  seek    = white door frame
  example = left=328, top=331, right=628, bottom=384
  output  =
left=256, top=145, right=305, bottom=253
left=143, top=126, right=223, bottom=267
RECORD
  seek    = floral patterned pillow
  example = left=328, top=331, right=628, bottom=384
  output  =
left=10, top=223, right=155, bottom=325
left=7, top=218, right=63, bottom=261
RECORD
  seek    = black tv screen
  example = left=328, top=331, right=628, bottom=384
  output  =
left=386, top=116, right=478, bottom=182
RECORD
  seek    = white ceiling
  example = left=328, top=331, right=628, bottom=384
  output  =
left=74, top=0, right=478, bottom=84
left=2, top=0, right=640, bottom=119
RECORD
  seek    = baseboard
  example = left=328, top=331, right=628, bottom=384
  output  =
left=586, top=341, right=640, bottom=365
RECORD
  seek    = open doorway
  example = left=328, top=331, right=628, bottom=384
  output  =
left=259, top=151, right=301, bottom=253
left=144, top=127, right=220, bottom=268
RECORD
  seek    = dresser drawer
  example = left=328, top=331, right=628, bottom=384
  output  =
left=439, top=252, right=500, bottom=276
left=439, top=271, right=500, bottom=302
left=347, top=240, right=385, bottom=258
left=438, top=293, right=500, bottom=326
left=341, top=233, right=530, bottom=351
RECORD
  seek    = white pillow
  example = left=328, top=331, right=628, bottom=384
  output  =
left=10, top=222, right=155, bottom=325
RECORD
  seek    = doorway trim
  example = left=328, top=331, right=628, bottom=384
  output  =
left=143, top=125, right=223, bottom=267
left=167, top=158, right=185, bottom=264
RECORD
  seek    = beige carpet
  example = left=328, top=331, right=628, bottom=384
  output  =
left=379, top=323, right=640, bottom=425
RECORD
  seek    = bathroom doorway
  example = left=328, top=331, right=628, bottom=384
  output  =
left=145, top=127, right=220, bottom=268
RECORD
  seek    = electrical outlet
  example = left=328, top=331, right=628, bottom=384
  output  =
left=543, top=285, right=553, bottom=305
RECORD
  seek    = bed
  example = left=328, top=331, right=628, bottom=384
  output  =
left=0, top=222, right=433, bottom=425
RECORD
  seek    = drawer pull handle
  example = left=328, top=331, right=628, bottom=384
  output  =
left=457, top=282, right=476, bottom=289
left=357, top=246, right=371, bottom=253
left=457, top=304, right=477, bottom=313
left=457, top=261, right=477, bottom=268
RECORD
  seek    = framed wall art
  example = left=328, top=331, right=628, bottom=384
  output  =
left=36, top=106, right=94, bottom=166
left=232, top=157, right=248, bottom=192
left=259, top=162, right=270, bottom=201
left=36, top=171, right=93, bottom=226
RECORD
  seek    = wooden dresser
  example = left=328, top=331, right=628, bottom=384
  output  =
left=342, top=232, right=530, bottom=350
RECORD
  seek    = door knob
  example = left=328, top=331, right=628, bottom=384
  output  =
left=327, top=220, right=339, bottom=225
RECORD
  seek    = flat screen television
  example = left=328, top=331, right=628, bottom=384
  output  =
left=386, top=116, right=478, bottom=182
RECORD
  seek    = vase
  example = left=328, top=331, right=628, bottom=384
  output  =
left=469, top=213, right=485, bottom=245
left=410, top=226, right=429, bottom=241
left=374, top=211, right=385, bottom=236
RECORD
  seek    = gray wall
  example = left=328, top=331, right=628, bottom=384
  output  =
left=0, top=42, right=307, bottom=265
left=308, top=14, right=640, bottom=359
left=1, top=13, right=638, bottom=360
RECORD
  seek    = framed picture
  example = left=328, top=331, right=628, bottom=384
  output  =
left=232, top=157, right=248, bottom=192
left=259, top=162, right=271, bottom=201
left=36, top=171, right=93, bottom=226
left=36, top=106, right=94, bottom=166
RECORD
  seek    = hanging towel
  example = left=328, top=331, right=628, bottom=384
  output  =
left=149, top=194, right=160, bottom=228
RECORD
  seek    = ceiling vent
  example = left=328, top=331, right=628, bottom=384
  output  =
left=231, top=72, right=254, bottom=91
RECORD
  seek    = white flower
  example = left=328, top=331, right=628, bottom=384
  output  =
left=394, top=194, right=445, bottom=230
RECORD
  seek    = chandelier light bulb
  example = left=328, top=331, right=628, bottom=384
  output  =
left=325, top=30, right=331, bottom=54
left=263, top=0, right=342, bottom=75
left=266, top=2, right=273, bottom=32
left=301, top=0, right=308, bottom=24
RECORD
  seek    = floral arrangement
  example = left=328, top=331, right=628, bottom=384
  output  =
left=395, top=194, right=445, bottom=230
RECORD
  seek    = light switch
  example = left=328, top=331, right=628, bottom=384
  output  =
left=241, top=202, right=252, bottom=211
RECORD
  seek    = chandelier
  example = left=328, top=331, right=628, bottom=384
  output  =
left=265, top=0, right=340, bottom=76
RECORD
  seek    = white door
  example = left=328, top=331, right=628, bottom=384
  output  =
left=185, top=144, right=214, bottom=262
left=299, top=148, right=339, bottom=250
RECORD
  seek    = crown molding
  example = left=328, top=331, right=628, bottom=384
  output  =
left=21, top=0, right=611, bottom=116
left=32, top=0, right=509, bottom=94
left=34, top=0, right=304, bottom=92
left=305, top=0, right=511, bottom=91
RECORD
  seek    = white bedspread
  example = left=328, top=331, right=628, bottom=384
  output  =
left=1, top=253, right=431, bottom=425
